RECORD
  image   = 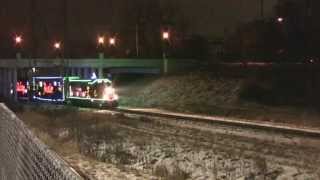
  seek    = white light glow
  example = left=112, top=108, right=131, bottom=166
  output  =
left=91, top=72, right=97, bottom=80
left=277, top=17, right=284, bottom=23
left=103, top=87, right=118, bottom=101
left=98, top=36, right=105, bottom=44
left=54, top=42, right=61, bottom=49
left=109, top=38, right=116, bottom=45
left=15, top=36, right=22, bottom=44
left=162, top=32, right=169, bottom=40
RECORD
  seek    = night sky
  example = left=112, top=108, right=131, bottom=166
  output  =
left=0, top=0, right=279, bottom=57
left=1, top=0, right=279, bottom=35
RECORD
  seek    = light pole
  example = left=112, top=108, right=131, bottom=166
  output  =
left=162, top=31, right=170, bottom=74
left=53, top=42, right=61, bottom=59
left=97, top=36, right=105, bottom=59
left=97, top=36, right=106, bottom=78
left=54, top=41, right=63, bottom=76
left=14, top=35, right=23, bottom=59
left=109, top=37, right=116, bottom=58
left=53, top=42, right=62, bottom=59
left=13, top=35, right=22, bottom=101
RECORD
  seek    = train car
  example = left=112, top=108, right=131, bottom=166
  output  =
left=32, top=76, right=65, bottom=103
left=64, top=77, right=118, bottom=108
left=25, top=76, right=118, bottom=108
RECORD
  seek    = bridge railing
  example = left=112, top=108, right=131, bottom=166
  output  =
left=0, top=103, right=83, bottom=180
left=0, top=58, right=197, bottom=69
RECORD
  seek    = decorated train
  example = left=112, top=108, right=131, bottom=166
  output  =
left=15, top=76, right=119, bottom=108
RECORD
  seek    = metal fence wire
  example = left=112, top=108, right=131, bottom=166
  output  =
left=0, top=103, right=83, bottom=180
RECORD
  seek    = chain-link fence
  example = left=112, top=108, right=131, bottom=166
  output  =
left=0, top=103, right=83, bottom=180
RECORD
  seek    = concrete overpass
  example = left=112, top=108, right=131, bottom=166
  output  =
left=0, top=58, right=198, bottom=101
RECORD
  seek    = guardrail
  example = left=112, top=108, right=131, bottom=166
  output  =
left=0, top=103, right=83, bottom=180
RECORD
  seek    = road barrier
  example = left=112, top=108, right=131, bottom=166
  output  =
left=0, top=103, right=83, bottom=180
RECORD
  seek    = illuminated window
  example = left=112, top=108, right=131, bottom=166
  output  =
left=44, top=83, right=54, bottom=94
left=16, top=82, right=27, bottom=94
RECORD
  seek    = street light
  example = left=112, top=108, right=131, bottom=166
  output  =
left=277, top=17, right=284, bottom=23
left=97, top=36, right=105, bottom=59
left=161, top=31, right=170, bottom=74
left=162, top=31, right=169, bottom=40
left=15, top=35, right=22, bottom=45
left=54, top=42, right=61, bottom=50
left=98, top=36, right=105, bottom=45
left=109, top=37, right=116, bottom=46
left=53, top=42, right=62, bottom=60
left=14, top=35, right=23, bottom=59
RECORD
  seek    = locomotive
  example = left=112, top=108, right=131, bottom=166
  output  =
left=16, top=76, right=119, bottom=108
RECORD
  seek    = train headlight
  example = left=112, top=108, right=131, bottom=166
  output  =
left=113, top=94, right=119, bottom=100
left=104, top=87, right=115, bottom=95
left=103, top=87, right=118, bottom=101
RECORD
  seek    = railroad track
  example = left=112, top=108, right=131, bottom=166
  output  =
left=19, top=102, right=320, bottom=138
left=80, top=106, right=320, bottom=174
left=114, top=107, right=320, bottom=138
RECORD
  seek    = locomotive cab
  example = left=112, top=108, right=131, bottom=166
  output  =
left=65, top=77, right=118, bottom=108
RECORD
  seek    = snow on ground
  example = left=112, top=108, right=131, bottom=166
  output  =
left=18, top=108, right=320, bottom=180
left=65, top=154, right=156, bottom=180
left=117, top=72, right=320, bottom=130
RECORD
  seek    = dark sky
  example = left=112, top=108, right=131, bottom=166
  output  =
left=0, top=0, right=279, bottom=57
left=1, top=0, right=279, bottom=36
left=171, top=0, right=278, bottom=37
